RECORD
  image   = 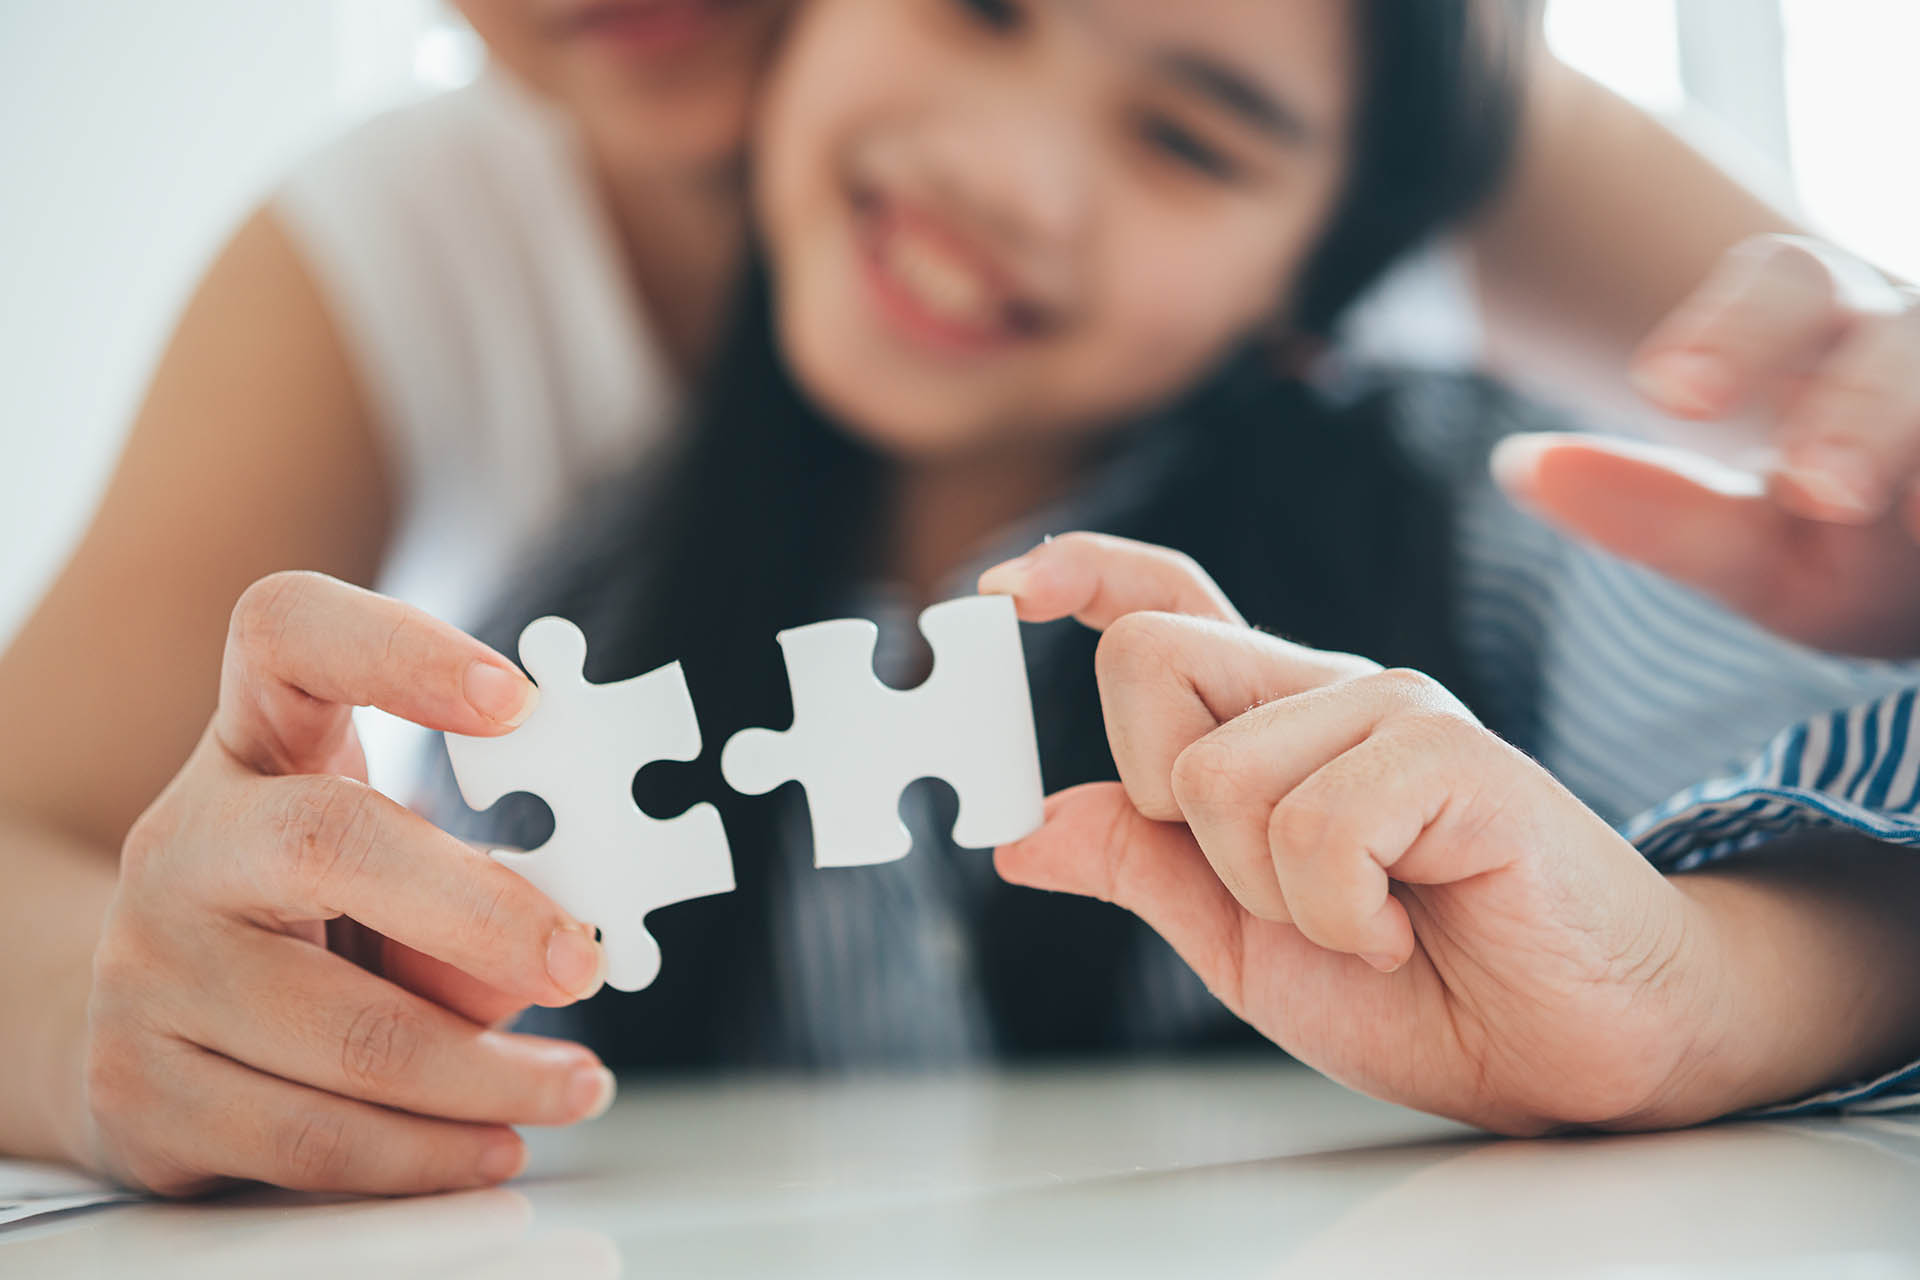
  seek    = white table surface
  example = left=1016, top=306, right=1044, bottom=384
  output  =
left=6, top=1057, right=1920, bottom=1278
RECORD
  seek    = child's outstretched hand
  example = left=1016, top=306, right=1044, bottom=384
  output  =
left=980, top=534, right=1880, bottom=1135
left=1495, top=236, right=1920, bottom=657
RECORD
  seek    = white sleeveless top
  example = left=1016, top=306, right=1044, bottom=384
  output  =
left=274, top=71, right=681, bottom=636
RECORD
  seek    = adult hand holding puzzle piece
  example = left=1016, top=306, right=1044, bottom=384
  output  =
left=982, top=533, right=1920, bottom=1136
left=79, top=572, right=615, bottom=1197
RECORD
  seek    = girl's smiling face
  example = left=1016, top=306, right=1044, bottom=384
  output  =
left=755, top=0, right=1357, bottom=460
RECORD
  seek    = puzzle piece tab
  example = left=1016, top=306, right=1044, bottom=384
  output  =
left=721, top=594, right=1045, bottom=868
left=445, top=617, right=734, bottom=992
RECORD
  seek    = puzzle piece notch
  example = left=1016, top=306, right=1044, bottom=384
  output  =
left=721, top=594, right=1044, bottom=868
left=446, top=616, right=735, bottom=992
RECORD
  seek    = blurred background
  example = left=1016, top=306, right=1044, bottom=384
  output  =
left=2, top=0, right=1917, bottom=643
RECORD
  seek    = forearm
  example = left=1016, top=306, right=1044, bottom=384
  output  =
left=1649, top=833, right=1920, bottom=1126
left=0, top=812, right=117, bottom=1167
left=1471, top=57, right=1797, bottom=416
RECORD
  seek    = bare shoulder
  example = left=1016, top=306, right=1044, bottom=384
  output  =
left=0, top=203, right=396, bottom=850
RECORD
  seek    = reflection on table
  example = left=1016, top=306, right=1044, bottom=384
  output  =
left=8, top=1058, right=1920, bottom=1279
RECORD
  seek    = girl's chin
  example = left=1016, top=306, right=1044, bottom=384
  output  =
left=827, top=400, right=975, bottom=461
left=802, top=370, right=1008, bottom=463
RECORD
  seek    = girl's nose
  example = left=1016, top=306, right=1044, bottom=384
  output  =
left=914, top=94, right=1091, bottom=262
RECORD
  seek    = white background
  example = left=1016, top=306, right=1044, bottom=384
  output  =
left=0, top=0, right=462, bottom=636
left=2, top=0, right=1917, bottom=645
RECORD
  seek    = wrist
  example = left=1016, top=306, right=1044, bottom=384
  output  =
left=1622, top=874, right=1796, bottom=1127
left=1581, top=872, right=1753, bottom=1132
left=1616, top=846, right=1920, bottom=1129
left=35, top=951, right=102, bottom=1171
left=0, top=823, right=118, bottom=1171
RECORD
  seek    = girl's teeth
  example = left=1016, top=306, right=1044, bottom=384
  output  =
left=888, top=230, right=997, bottom=328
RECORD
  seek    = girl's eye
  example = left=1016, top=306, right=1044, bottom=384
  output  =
left=1139, top=115, right=1242, bottom=183
left=949, top=0, right=1023, bottom=32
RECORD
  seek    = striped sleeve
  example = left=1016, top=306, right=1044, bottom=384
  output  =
left=1623, top=688, right=1920, bottom=1116
left=1626, top=688, right=1920, bottom=872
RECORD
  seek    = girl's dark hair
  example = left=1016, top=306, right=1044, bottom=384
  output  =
left=428, top=0, right=1534, bottom=1068
left=1297, top=0, right=1535, bottom=336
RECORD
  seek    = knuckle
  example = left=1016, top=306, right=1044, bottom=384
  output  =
left=1391, top=704, right=1476, bottom=760
left=375, top=604, right=439, bottom=680
left=78, top=1009, right=221, bottom=1196
left=119, top=802, right=176, bottom=879
left=81, top=1028, right=147, bottom=1126
left=1156, top=547, right=1232, bottom=614
left=1367, top=665, right=1440, bottom=700
left=1048, top=529, right=1103, bottom=557
left=340, top=1002, right=426, bottom=1092
left=279, top=1108, right=354, bottom=1187
left=466, top=871, right=522, bottom=943
left=1163, top=545, right=1202, bottom=573
left=117, top=1144, right=210, bottom=1199
left=1096, top=788, right=1160, bottom=908
left=87, top=933, right=152, bottom=1004
left=1164, top=548, right=1213, bottom=591
left=230, top=571, right=319, bottom=667
left=1095, top=611, right=1185, bottom=686
left=1364, top=667, right=1465, bottom=717
left=1267, top=795, right=1335, bottom=864
left=1294, top=901, right=1363, bottom=953
left=278, top=777, right=381, bottom=900
left=1326, top=649, right=1384, bottom=682
left=1169, top=739, right=1246, bottom=812
left=1267, top=808, right=1361, bottom=944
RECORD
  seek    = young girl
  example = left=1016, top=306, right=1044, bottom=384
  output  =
left=8, top=0, right=1920, bottom=1198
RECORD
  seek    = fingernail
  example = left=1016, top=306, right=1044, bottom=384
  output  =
left=568, top=1065, right=617, bottom=1121
left=1362, top=953, right=1403, bottom=974
left=466, top=661, right=539, bottom=727
left=1632, top=350, right=1734, bottom=417
left=977, top=555, right=1035, bottom=598
left=477, top=1139, right=526, bottom=1183
left=1488, top=433, right=1550, bottom=495
left=546, top=926, right=604, bottom=1000
left=1780, top=444, right=1882, bottom=521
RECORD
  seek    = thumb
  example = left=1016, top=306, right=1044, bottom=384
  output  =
left=995, top=783, right=1250, bottom=1004
left=1491, top=432, right=1790, bottom=603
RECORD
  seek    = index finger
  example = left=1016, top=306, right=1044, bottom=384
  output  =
left=977, top=532, right=1245, bottom=630
left=217, top=571, right=538, bottom=776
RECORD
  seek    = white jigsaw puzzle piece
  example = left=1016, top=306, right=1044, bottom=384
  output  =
left=445, top=617, right=734, bottom=992
left=721, top=593, right=1045, bottom=868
